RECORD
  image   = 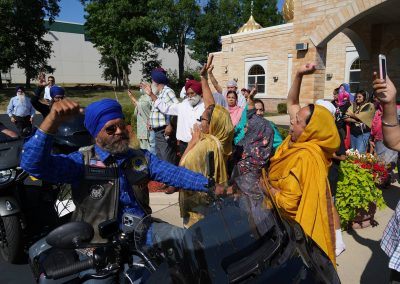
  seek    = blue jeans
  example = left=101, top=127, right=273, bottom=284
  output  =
left=350, top=132, right=370, bottom=154
left=148, top=130, right=156, bottom=155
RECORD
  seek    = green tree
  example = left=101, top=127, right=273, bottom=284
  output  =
left=82, top=0, right=156, bottom=87
left=191, top=0, right=283, bottom=64
left=149, top=0, right=200, bottom=84
left=191, top=0, right=241, bottom=64
left=11, top=0, right=60, bottom=88
left=241, top=0, right=283, bottom=28
left=0, top=0, right=16, bottom=88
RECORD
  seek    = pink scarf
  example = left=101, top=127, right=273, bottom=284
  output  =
left=228, top=105, right=243, bottom=127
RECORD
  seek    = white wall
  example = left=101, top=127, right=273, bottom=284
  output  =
left=10, top=29, right=200, bottom=85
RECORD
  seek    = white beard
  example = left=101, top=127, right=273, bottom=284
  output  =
left=151, top=83, right=159, bottom=96
left=188, top=95, right=201, bottom=107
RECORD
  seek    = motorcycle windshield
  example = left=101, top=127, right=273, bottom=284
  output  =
left=134, top=173, right=305, bottom=283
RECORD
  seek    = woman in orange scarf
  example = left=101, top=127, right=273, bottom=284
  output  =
left=269, top=63, right=340, bottom=265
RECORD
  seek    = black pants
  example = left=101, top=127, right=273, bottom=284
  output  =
left=13, top=115, right=32, bottom=136
left=178, top=141, right=188, bottom=157
left=390, top=269, right=400, bottom=284
left=154, top=127, right=177, bottom=165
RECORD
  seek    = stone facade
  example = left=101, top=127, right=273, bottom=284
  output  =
left=212, top=0, right=400, bottom=112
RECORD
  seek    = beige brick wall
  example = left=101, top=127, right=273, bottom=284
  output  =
left=324, top=33, right=354, bottom=99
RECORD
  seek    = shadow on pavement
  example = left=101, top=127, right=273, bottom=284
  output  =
left=348, top=228, right=390, bottom=284
left=382, top=183, right=400, bottom=210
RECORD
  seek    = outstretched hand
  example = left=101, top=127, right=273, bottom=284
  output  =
left=127, top=89, right=137, bottom=105
left=372, top=72, right=397, bottom=105
left=49, top=99, right=81, bottom=124
left=297, top=63, right=316, bottom=76
left=38, top=72, right=47, bottom=87
left=200, top=54, right=214, bottom=77
left=140, top=82, right=152, bottom=96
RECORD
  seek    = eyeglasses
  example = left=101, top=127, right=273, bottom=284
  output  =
left=48, top=80, right=54, bottom=82
left=104, top=122, right=126, bottom=135
left=197, top=116, right=209, bottom=122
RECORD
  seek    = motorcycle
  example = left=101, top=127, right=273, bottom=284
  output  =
left=0, top=114, right=92, bottom=264
left=30, top=152, right=340, bottom=283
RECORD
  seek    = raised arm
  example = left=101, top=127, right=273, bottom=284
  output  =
left=207, top=64, right=223, bottom=94
left=200, top=54, right=216, bottom=109
left=373, top=73, right=400, bottom=151
left=287, top=63, right=316, bottom=122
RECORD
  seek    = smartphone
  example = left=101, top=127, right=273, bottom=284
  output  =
left=379, top=54, right=387, bottom=80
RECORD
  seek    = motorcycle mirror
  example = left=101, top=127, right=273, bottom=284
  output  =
left=46, top=222, right=94, bottom=249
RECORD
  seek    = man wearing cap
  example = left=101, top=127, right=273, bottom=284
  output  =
left=7, top=86, right=35, bottom=135
left=21, top=98, right=213, bottom=261
left=151, top=79, right=205, bottom=156
left=142, top=68, right=178, bottom=164
left=32, top=74, right=65, bottom=118
left=207, top=66, right=246, bottom=108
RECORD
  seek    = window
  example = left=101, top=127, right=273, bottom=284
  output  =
left=349, top=58, right=361, bottom=93
left=247, top=64, right=265, bottom=93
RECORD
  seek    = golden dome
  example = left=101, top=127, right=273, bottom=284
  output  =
left=236, top=15, right=263, bottom=33
left=283, top=0, right=294, bottom=23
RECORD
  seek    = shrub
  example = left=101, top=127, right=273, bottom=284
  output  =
left=277, top=103, right=287, bottom=114
left=277, top=127, right=289, bottom=140
left=122, top=105, right=135, bottom=126
left=336, top=159, right=386, bottom=229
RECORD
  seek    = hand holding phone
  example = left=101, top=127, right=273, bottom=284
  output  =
left=379, top=54, right=387, bottom=80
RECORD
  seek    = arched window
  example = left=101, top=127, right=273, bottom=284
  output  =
left=349, top=58, right=361, bottom=93
left=248, top=64, right=265, bottom=93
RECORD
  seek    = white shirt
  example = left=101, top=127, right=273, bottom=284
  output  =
left=154, top=99, right=205, bottom=143
left=44, top=86, right=51, bottom=101
left=180, top=86, right=186, bottom=99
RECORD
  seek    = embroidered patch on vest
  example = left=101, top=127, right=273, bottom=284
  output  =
left=89, top=185, right=105, bottom=200
left=89, top=159, right=106, bottom=168
left=131, top=156, right=147, bottom=172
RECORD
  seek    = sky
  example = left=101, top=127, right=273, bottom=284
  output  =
left=56, top=0, right=286, bottom=24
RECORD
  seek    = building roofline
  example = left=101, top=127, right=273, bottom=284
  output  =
left=221, top=22, right=293, bottom=39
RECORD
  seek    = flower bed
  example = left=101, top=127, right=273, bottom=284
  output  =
left=336, top=149, right=387, bottom=229
left=345, top=149, right=390, bottom=187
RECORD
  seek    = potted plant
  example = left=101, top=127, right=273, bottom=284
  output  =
left=336, top=157, right=386, bottom=229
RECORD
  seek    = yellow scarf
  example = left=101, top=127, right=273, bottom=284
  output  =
left=179, top=105, right=234, bottom=225
left=346, top=102, right=375, bottom=128
left=269, top=105, right=340, bottom=265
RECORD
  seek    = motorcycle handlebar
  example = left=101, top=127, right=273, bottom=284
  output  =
left=47, top=257, right=94, bottom=280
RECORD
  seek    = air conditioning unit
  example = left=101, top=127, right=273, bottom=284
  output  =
left=295, top=43, right=308, bottom=51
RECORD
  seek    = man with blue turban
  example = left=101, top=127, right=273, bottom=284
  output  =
left=21, top=98, right=213, bottom=281
left=141, top=67, right=178, bottom=164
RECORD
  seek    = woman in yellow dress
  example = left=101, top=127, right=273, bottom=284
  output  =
left=269, top=63, right=340, bottom=265
left=179, top=55, right=234, bottom=227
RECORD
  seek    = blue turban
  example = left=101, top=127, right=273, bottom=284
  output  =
left=84, top=99, right=123, bottom=138
left=15, top=85, right=24, bottom=93
left=151, top=69, right=169, bottom=85
left=50, top=85, right=65, bottom=98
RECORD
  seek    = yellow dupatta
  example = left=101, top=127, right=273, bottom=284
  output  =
left=269, top=105, right=340, bottom=265
left=179, top=105, right=234, bottom=226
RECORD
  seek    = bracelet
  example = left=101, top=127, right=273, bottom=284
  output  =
left=382, top=120, right=399, bottom=127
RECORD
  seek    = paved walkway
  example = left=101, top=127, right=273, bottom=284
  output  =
left=265, top=114, right=290, bottom=126
left=149, top=181, right=400, bottom=284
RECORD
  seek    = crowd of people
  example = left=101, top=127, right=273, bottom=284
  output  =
left=2, top=52, right=399, bottom=281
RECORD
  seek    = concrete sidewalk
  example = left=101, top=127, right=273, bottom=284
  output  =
left=149, top=182, right=400, bottom=284
left=265, top=114, right=290, bottom=126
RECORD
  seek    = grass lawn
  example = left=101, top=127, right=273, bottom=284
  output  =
left=0, top=84, right=138, bottom=110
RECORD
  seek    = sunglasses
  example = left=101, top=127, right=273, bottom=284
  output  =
left=105, top=122, right=126, bottom=135
left=197, top=116, right=209, bottom=122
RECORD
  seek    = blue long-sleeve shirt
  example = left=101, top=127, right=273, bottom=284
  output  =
left=7, top=95, right=35, bottom=118
left=21, top=129, right=209, bottom=221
